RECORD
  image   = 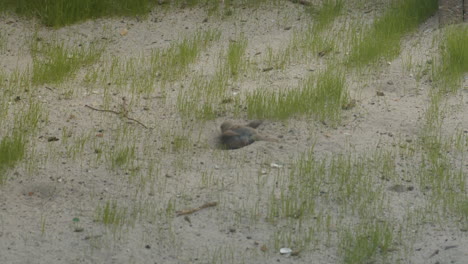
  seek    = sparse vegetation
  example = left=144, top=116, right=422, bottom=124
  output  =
left=247, top=67, right=348, bottom=123
left=100, top=29, right=220, bottom=95
left=347, top=0, right=438, bottom=67
left=1, top=0, right=155, bottom=27
left=1, top=1, right=467, bottom=263
left=0, top=133, right=26, bottom=184
left=307, top=0, right=344, bottom=30
left=31, top=38, right=104, bottom=85
left=434, top=25, right=468, bottom=93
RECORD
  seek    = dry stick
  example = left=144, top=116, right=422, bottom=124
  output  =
left=176, top=202, right=218, bottom=216
left=84, top=104, right=148, bottom=129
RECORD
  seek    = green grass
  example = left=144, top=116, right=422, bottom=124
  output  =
left=340, top=221, right=394, bottom=264
left=95, top=200, right=132, bottom=234
left=102, top=29, right=220, bottom=94
left=267, top=150, right=390, bottom=222
left=1, top=0, right=154, bottom=27
left=109, top=144, right=136, bottom=169
left=261, top=148, right=402, bottom=260
left=434, top=25, right=468, bottom=93
left=4, top=68, right=32, bottom=93
left=0, top=31, right=6, bottom=53
left=0, top=100, right=44, bottom=184
left=226, top=35, right=248, bottom=78
left=264, top=0, right=343, bottom=70
left=31, top=39, right=104, bottom=85
left=246, top=67, right=348, bottom=123
left=149, top=30, right=221, bottom=84
left=307, top=0, right=344, bottom=31
left=177, top=35, right=247, bottom=121
left=0, top=134, right=26, bottom=184
left=0, top=0, right=283, bottom=27
left=347, top=0, right=438, bottom=67
left=418, top=91, right=467, bottom=220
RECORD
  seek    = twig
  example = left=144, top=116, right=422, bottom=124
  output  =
left=84, top=104, right=148, bottom=129
left=288, top=0, right=312, bottom=6
left=176, top=202, right=218, bottom=216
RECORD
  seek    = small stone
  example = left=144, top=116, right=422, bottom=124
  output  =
left=284, top=26, right=292, bottom=30
left=74, top=227, right=84, bottom=232
left=145, top=245, right=151, bottom=249
left=120, top=28, right=128, bottom=36
left=387, top=80, right=394, bottom=85
left=229, top=228, right=236, bottom=233
left=376, top=91, right=385, bottom=96
left=270, top=163, right=283, bottom=168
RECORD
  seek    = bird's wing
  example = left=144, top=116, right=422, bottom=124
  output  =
left=222, top=130, right=240, bottom=137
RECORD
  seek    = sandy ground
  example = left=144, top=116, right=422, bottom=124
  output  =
left=1, top=2, right=467, bottom=264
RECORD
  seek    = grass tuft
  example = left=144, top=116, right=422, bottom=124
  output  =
left=102, top=29, right=220, bottom=94
left=2, top=0, right=153, bottom=27
left=226, top=35, right=248, bottom=78
left=434, top=25, right=468, bottom=93
left=246, top=67, right=348, bottom=123
left=0, top=134, right=26, bottom=184
left=347, top=0, right=438, bottom=67
left=307, top=0, right=344, bottom=31
left=340, top=221, right=394, bottom=264
left=32, top=40, right=103, bottom=85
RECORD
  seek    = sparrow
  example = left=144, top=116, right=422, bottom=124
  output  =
left=220, top=120, right=276, bottom=149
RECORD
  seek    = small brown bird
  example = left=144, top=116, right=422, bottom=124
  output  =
left=220, top=120, right=276, bottom=149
